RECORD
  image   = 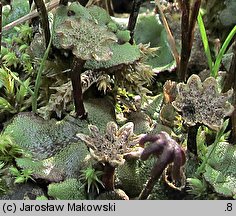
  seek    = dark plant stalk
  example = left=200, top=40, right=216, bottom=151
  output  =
left=105, top=0, right=114, bottom=16
left=59, top=0, right=68, bottom=6
left=188, top=0, right=201, bottom=48
left=178, top=0, right=201, bottom=82
left=127, top=0, right=144, bottom=44
left=187, top=124, right=199, bottom=155
left=178, top=0, right=190, bottom=82
left=0, top=2, right=2, bottom=64
left=101, top=162, right=115, bottom=191
left=34, top=0, right=50, bottom=47
left=71, top=57, right=87, bottom=119
left=138, top=155, right=172, bottom=200
left=155, top=0, right=180, bottom=70
left=29, top=0, right=33, bottom=7
left=229, top=43, right=236, bottom=144
left=138, top=176, right=157, bottom=200
left=32, top=17, right=54, bottom=113
left=223, top=40, right=236, bottom=143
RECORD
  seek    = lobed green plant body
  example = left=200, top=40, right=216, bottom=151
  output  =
left=3, top=113, right=88, bottom=160
left=85, top=43, right=141, bottom=70
left=203, top=141, right=236, bottom=198
left=116, top=160, right=148, bottom=197
left=117, top=30, right=131, bottom=43
left=48, top=178, right=86, bottom=200
left=0, top=0, right=236, bottom=201
left=2, top=102, right=116, bottom=181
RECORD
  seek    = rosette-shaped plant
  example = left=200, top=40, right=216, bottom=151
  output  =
left=53, top=2, right=117, bottom=118
left=172, top=74, right=234, bottom=131
left=54, top=10, right=116, bottom=61
left=76, top=121, right=142, bottom=191
left=172, top=74, right=234, bottom=155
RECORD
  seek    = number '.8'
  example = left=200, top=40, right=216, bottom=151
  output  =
left=226, top=203, right=232, bottom=211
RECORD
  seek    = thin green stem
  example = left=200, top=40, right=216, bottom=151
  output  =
left=196, top=134, right=219, bottom=176
left=32, top=15, right=55, bottom=113
left=197, top=11, right=213, bottom=72
left=196, top=120, right=229, bottom=176
left=212, top=25, right=236, bottom=78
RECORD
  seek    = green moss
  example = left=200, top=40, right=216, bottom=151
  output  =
left=84, top=98, right=116, bottom=131
left=87, top=5, right=112, bottom=25
left=52, top=142, right=89, bottom=178
left=96, top=189, right=129, bottom=200
left=117, top=30, right=131, bottom=43
left=48, top=179, right=86, bottom=200
left=36, top=196, right=48, bottom=200
left=107, top=22, right=118, bottom=33
left=85, top=43, right=141, bottom=70
left=127, top=111, right=152, bottom=134
left=116, top=160, right=146, bottom=197
left=68, top=2, right=92, bottom=20
left=16, top=142, right=89, bottom=181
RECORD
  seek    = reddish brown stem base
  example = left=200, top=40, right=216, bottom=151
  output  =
left=178, top=0, right=201, bottom=82
left=101, top=163, right=115, bottom=191
left=71, top=58, right=87, bottom=119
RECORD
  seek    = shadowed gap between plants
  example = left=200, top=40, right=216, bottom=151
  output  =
left=223, top=38, right=236, bottom=144
left=0, top=2, right=2, bottom=64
